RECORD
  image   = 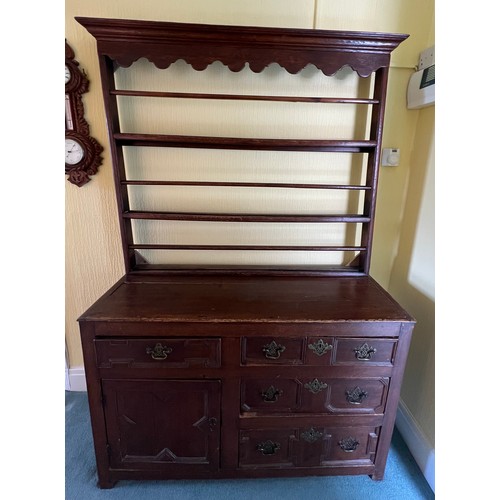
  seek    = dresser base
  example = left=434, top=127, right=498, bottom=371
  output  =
left=79, top=275, right=414, bottom=488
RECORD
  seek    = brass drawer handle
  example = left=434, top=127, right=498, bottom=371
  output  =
left=345, top=386, right=368, bottom=404
left=257, top=440, right=281, bottom=455
left=354, top=342, right=377, bottom=360
left=338, top=437, right=360, bottom=452
left=261, top=385, right=283, bottom=402
left=301, top=427, right=323, bottom=443
left=304, top=378, right=328, bottom=394
left=262, top=340, right=286, bottom=360
left=146, top=343, right=173, bottom=360
left=308, top=338, right=333, bottom=356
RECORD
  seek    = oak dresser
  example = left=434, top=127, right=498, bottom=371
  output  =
left=75, top=17, right=414, bottom=488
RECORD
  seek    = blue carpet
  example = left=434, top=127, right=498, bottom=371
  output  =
left=66, top=391, right=434, bottom=499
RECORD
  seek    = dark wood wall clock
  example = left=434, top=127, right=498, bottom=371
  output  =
left=65, top=40, right=103, bottom=187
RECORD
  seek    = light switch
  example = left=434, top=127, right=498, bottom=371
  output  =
left=381, top=148, right=400, bottom=167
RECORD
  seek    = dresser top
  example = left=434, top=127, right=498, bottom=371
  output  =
left=79, top=275, right=414, bottom=324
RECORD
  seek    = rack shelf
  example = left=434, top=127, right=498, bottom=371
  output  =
left=123, top=210, right=370, bottom=223
left=111, top=89, right=380, bottom=105
left=129, top=244, right=367, bottom=252
left=115, top=133, right=377, bottom=153
left=122, top=180, right=372, bottom=190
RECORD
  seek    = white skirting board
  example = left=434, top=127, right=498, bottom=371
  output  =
left=395, top=399, right=435, bottom=493
left=66, top=366, right=87, bottom=392
left=65, top=366, right=434, bottom=492
left=65, top=365, right=71, bottom=391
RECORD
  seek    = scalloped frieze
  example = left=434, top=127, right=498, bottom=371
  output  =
left=104, top=47, right=388, bottom=78
left=106, top=51, right=387, bottom=78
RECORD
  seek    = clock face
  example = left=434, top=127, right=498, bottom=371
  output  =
left=65, top=65, right=71, bottom=84
left=65, top=138, right=84, bottom=165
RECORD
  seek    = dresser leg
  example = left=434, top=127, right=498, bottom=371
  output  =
left=369, top=470, right=384, bottom=481
left=97, top=477, right=117, bottom=489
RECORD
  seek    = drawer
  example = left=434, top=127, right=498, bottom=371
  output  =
left=241, top=377, right=389, bottom=415
left=241, top=336, right=335, bottom=366
left=336, top=338, right=397, bottom=365
left=94, top=338, right=221, bottom=369
left=239, top=425, right=379, bottom=468
left=241, top=336, right=397, bottom=366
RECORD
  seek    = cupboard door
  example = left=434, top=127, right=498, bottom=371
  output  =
left=102, top=379, right=220, bottom=471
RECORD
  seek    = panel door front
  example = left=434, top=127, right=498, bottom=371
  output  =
left=102, top=379, right=220, bottom=471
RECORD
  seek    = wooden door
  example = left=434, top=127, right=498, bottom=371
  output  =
left=102, top=379, right=221, bottom=472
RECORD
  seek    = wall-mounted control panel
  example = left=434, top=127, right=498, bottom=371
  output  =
left=381, top=148, right=400, bottom=167
left=408, top=45, right=435, bottom=109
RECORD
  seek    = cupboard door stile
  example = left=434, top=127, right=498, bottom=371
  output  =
left=79, top=322, right=116, bottom=488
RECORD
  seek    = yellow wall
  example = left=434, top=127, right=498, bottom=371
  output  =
left=389, top=106, right=435, bottom=445
left=388, top=14, right=435, bottom=448
left=65, top=0, right=434, bottom=447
